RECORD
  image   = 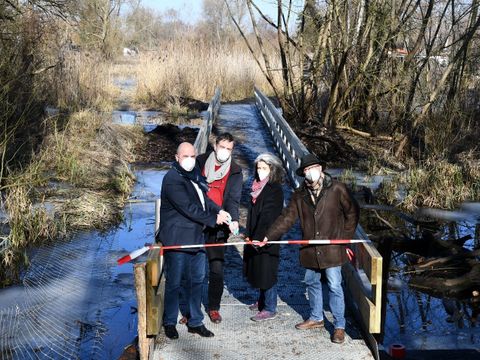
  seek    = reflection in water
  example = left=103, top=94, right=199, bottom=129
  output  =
left=0, top=168, right=167, bottom=359
left=360, top=200, right=480, bottom=351
left=112, top=110, right=204, bottom=133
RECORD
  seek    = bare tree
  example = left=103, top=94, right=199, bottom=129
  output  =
left=229, top=0, right=480, bottom=161
left=76, top=0, right=123, bottom=57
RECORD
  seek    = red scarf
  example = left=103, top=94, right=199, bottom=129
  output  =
left=251, top=177, right=269, bottom=204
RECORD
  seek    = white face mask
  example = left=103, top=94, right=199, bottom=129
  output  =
left=216, top=148, right=231, bottom=163
left=257, top=169, right=270, bottom=181
left=180, top=157, right=195, bottom=172
left=305, top=168, right=322, bottom=183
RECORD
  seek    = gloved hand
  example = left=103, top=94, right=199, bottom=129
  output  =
left=228, top=221, right=239, bottom=236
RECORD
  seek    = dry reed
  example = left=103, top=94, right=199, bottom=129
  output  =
left=375, top=158, right=480, bottom=211
left=134, top=40, right=281, bottom=107
left=49, top=52, right=119, bottom=111
left=1, top=109, right=145, bottom=283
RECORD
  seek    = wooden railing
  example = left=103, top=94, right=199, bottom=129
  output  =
left=134, top=88, right=222, bottom=360
left=254, top=87, right=309, bottom=188
left=0, top=236, right=8, bottom=255
left=254, top=87, right=383, bottom=358
left=194, top=87, right=221, bottom=154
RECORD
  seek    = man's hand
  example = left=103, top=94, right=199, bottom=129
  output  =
left=216, top=210, right=231, bottom=225
left=256, top=236, right=268, bottom=247
left=228, top=221, right=239, bottom=235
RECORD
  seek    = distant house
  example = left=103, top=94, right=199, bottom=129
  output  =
left=123, top=47, right=138, bottom=57
left=387, top=48, right=449, bottom=67
left=387, top=48, right=408, bottom=58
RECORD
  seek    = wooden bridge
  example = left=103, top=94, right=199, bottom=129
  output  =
left=133, top=88, right=384, bottom=360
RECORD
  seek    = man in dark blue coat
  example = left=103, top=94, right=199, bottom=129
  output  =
left=159, top=142, right=231, bottom=340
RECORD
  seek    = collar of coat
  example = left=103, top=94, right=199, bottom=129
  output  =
left=299, top=172, right=333, bottom=208
left=197, top=150, right=242, bottom=175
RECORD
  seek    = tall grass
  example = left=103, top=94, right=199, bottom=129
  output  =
left=47, top=52, right=119, bottom=111
left=401, top=159, right=479, bottom=211
left=41, top=110, right=141, bottom=198
left=134, top=40, right=281, bottom=107
left=375, top=158, right=480, bottom=211
left=1, top=110, right=144, bottom=284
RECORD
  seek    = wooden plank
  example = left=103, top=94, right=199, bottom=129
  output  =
left=146, top=248, right=162, bottom=336
left=372, top=254, right=383, bottom=331
left=146, top=282, right=162, bottom=336
left=147, top=248, right=161, bottom=287
left=134, top=263, right=152, bottom=360
left=343, top=262, right=380, bottom=333
left=154, top=199, right=160, bottom=237
left=355, top=242, right=382, bottom=286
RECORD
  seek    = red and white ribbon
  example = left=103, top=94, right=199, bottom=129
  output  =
left=117, top=239, right=369, bottom=265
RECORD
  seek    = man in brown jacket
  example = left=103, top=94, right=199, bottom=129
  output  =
left=261, top=153, right=359, bottom=344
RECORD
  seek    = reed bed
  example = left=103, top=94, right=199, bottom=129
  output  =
left=375, top=157, right=480, bottom=211
left=1, top=110, right=144, bottom=284
left=134, top=41, right=281, bottom=107
left=49, top=52, right=119, bottom=112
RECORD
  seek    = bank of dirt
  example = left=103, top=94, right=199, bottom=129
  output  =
left=134, top=124, right=199, bottom=163
left=292, top=122, right=405, bottom=172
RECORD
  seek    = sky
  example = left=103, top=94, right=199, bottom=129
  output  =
left=139, top=0, right=294, bottom=24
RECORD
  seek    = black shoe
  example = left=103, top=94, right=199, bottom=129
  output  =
left=187, top=325, right=214, bottom=337
left=164, top=325, right=179, bottom=339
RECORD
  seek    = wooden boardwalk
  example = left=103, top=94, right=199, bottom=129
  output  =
left=150, top=103, right=374, bottom=359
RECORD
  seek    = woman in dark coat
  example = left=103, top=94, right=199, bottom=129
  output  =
left=244, top=153, right=284, bottom=321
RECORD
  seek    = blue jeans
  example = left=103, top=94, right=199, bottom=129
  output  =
left=258, top=284, right=277, bottom=313
left=163, top=250, right=206, bottom=327
left=304, top=266, right=345, bottom=329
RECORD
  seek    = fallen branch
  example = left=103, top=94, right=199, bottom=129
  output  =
left=409, top=263, right=480, bottom=298
left=337, top=125, right=395, bottom=141
left=412, top=249, right=480, bottom=270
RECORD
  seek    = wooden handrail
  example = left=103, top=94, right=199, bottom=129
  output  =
left=254, top=87, right=308, bottom=188
left=194, top=88, right=222, bottom=154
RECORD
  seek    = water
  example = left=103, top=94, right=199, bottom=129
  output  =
left=350, top=178, right=480, bottom=352
left=0, top=166, right=167, bottom=359
left=2, top=96, right=478, bottom=357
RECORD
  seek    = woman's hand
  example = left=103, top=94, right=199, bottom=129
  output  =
left=255, top=236, right=268, bottom=247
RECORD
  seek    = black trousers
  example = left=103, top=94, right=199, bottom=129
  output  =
left=206, top=227, right=228, bottom=311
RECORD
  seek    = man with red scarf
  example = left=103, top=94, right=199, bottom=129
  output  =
left=196, top=133, right=243, bottom=324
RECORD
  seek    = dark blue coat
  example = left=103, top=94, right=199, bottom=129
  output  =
left=158, top=164, right=221, bottom=247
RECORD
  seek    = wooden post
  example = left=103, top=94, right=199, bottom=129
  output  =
left=146, top=248, right=163, bottom=336
left=134, top=263, right=152, bottom=360
left=475, top=222, right=480, bottom=250
left=155, top=199, right=160, bottom=237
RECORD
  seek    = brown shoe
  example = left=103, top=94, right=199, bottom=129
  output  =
left=295, top=319, right=324, bottom=330
left=332, top=328, right=345, bottom=344
left=208, top=310, right=222, bottom=324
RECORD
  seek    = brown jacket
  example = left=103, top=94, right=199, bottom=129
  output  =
left=265, top=174, right=359, bottom=270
